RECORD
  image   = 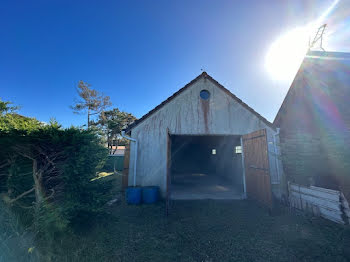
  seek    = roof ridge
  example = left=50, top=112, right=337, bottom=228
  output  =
left=204, top=74, right=274, bottom=128
left=125, top=72, right=274, bottom=133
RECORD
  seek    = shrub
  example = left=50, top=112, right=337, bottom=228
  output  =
left=0, top=125, right=111, bottom=260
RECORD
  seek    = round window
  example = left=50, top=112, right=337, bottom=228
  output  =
left=200, top=90, right=210, bottom=100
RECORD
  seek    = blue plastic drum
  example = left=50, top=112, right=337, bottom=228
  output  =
left=126, top=187, right=142, bottom=204
left=142, top=186, right=159, bottom=204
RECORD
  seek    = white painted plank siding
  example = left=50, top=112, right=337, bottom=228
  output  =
left=288, top=182, right=349, bottom=224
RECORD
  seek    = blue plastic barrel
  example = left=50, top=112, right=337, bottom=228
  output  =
left=142, top=186, right=159, bottom=204
left=126, top=187, right=142, bottom=204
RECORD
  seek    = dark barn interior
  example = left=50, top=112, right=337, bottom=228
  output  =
left=170, top=135, right=244, bottom=199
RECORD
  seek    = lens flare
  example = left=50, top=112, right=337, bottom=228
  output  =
left=265, top=27, right=310, bottom=81
left=265, top=0, right=340, bottom=82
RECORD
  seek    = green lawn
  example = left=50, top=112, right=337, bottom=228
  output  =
left=26, top=175, right=350, bottom=261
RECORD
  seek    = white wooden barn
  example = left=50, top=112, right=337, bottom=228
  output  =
left=124, top=72, right=284, bottom=206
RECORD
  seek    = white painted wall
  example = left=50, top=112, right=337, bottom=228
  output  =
left=128, top=76, right=283, bottom=197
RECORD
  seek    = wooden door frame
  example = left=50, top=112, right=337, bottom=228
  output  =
left=240, top=136, right=247, bottom=199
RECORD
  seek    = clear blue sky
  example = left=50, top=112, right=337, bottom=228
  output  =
left=1, top=0, right=348, bottom=127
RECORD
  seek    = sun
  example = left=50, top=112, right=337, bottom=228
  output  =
left=265, top=26, right=310, bottom=82
left=265, top=0, right=340, bottom=82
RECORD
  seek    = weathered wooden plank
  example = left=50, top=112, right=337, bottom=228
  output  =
left=310, top=185, right=341, bottom=195
left=291, top=183, right=340, bottom=195
left=288, top=182, right=348, bottom=224
left=340, top=192, right=350, bottom=224
left=289, top=195, right=344, bottom=223
left=243, top=129, right=272, bottom=208
left=289, top=195, right=333, bottom=213
left=289, top=187, right=340, bottom=206
left=289, top=191, right=341, bottom=211
left=318, top=207, right=344, bottom=224
left=290, top=183, right=340, bottom=201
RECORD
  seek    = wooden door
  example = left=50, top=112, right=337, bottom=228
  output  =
left=242, top=129, right=272, bottom=208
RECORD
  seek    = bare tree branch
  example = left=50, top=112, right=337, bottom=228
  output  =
left=70, top=80, right=112, bottom=127
left=8, top=187, right=35, bottom=204
left=14, top=148, right=36, bottom=161
left=44, top=188, right=55, bottom=201
left=0, top=161, right=11, bottom=169
left=15, top=202, right=34, bottom=209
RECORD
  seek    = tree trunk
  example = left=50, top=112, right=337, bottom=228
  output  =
left=107, top=133, right=111, bottom=154
left=32, top=159, right=44, bottom=213
left=88, top=108, right=90, bottom=128
left=114, top=136, right=118, bottom=155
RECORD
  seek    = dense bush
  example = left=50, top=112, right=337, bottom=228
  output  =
left=0, top=125, right=112, bottom=260
left=0, top=113, right=43, bottom=131
left=0, top=202, right=38, bottom=262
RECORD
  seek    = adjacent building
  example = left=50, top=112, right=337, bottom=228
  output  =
left=274, top=51, right=350, bottom=200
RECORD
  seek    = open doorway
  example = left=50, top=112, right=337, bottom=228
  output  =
left=169, top=135, right=245, bottom=200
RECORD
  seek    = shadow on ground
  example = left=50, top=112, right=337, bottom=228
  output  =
left=10, top=174, right=350, bottom=262
left=61, top=197, right=350, bottom=262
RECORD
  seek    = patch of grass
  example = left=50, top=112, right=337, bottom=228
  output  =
left=25, top=175, right=350, bottom=261
left=92, top=171, right=117, bottom=181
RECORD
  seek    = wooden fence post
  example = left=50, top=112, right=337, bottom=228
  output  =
left=122, top=144, right=130, bottom=190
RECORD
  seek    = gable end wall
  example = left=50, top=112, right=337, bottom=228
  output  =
left=128, top=77, right=283, bottom=197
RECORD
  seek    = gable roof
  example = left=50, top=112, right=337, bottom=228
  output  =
left=273, top=50, right=350, bottom=126
left=125, top=72, right=274, bottom=133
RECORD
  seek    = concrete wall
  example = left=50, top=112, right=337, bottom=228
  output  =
left=128, top=76, right=283, bottom=197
